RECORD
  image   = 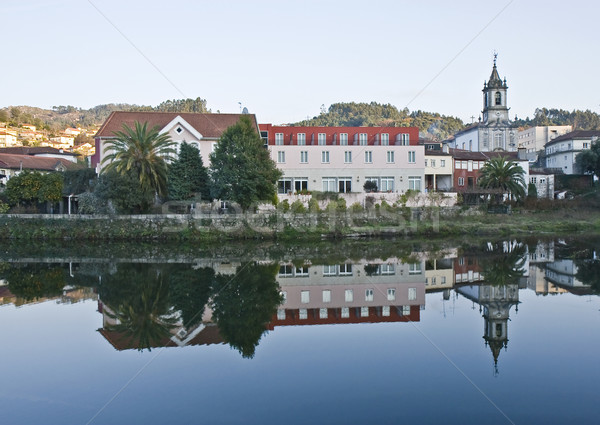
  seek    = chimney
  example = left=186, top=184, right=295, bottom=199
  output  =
left=518, top=147, right=527, bottom=160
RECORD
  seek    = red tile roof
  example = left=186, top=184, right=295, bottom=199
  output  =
left=448, top=148, right=522, bottom=161
left=95, top=111, right=258, bottom=139
left=0, top=154, right=83, bottom=172
left=0, top=146, right=78, bottom=157
left=547, top=130, right=600, bottom=144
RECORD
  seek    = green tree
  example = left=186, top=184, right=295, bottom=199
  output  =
left=167, top=142, right=210, bottom=201
left=62, top=168, right=97, bottom=195
left=0, top=109, right=8, bottom=123
left=478, top=156, right=526, bottom=204
left=575, top=140, right=600, bottom=176
left=101, top=121, right=177, bottom=198
left=4, top=264, right=67, bottom=301
left=95, top=169, right=154, bottom=213
left=167, top=266, right=215, bottom=329
left=210, top=263, right=282, bottom=358
left=209, top=117, right=282, bottom=210
left=6, top=171, right=64, bottom=209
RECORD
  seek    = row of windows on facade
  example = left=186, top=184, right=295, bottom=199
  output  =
left=277, top=305, right=413, bottom=320
left=277, top=176, right=423, bottom=194
left=546, top=142, right=587, bottom=154
left=276, top=150, right=417, bottom=164
left=278, top=264, right=421, bottom=277
left=281, top=287, right=418, bottom=305
left=425, top=276, right=447, bottom=285
left=273, top=132, right=410, bottom=146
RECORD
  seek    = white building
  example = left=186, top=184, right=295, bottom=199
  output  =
left=545, top=130, right=600, bottom=174
left=518, top=125, right=572, bottom=153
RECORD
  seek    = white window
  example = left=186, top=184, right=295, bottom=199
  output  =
left=430, top=159, right=436, bottom=167
left=322, top=151, right=330, bottom=163
left=409, top=263, right=422, bottom=274
left=345, top=289, right=354, bottom=302
left=299, top=309, right=308, bottom=319
left=401, top=133, right=410, bottom=145
left=381, top=133, right=389, bottom=146
left=359, top=133, right=368, bottom=145
left=380, top=264, right=395, bottom=275
left=408, top=176, right=421, bottom=191
left=441, top=159, right=446, bottom=167
left=318, top=133, right=326, bottom=145
left=279, top=265, right=293, bottom=277
left=282, top=291, right=287, bottom=302
left=277, top=309, right=286, bottom=320
left=323, top=265, right=337, bottom=276
left=322, top=177, right=336, bottom=192
left=380, top=177, right=394, bottom=192
left=297, top=133, right=306, bottom=145
left=277, top=151, right=285, bottom=163
left=408, top=151, right=416, bottom=163
left=341, top=307, right=350, bottom=318
left=300, top=151, right=308, bottom=163
left=294, top=178, right=308, bottom=192
left=365, top=289, right=374, bottom=302
left=408, top=287, right=417, bottom=301
left=338, top=178, right=352, bottom=193
left=319, top=308, right=328, bottom=319
left=295, top=266, right=309, bottom=277
left=425, top=159, right=428, bottom=167
left=387, top=288, right=396, bottom=301
left=275, top=133, right=284, bottom=145
left=278, top=179, right=292, bottom=194
left=441, top=276, right=446, bottom=284
left=344, top=151, right=352, bottom=163
left=339, top=263, right=353, bottom=275
left=322, top=290, right=331, bottom=303
left=458, top=177, right=465, bottom=186
left=340, top=133, right=348, bottom=145
left=301, top=290, right=310, bottom=303
left=387, top=151, right=394, bottom=163
left=361, top=306, right=369, bottom=317
left=365, top=151, right=373, bottom=163
left=402, top=305, right=410, bottom=315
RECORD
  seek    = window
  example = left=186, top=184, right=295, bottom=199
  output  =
left=340, top=133, right=348, bottom=145
left=318, top=133, right=326, bottom=145
left=322, top=177, right=336, bottom=192
left=323, top=265, right=337, bottom=276
left=458, top=177, right=465, bottom=186
left=277, top=151, right=285, bottom=163
left=441, top=276, right=446, bottom=284
left=584, top=143, right=589, bottom=149
left=408, top=263, right=422, bottom=275
left=494, top=133, right=503, bottom=149
left=344, top=151, right=352, bottom=163
left=279, top=265, right=293, bottom=277
left=408, top=176, right=421, bottom=191
left=402, top=133, right=410, bottom=145
left=408, top=151, right=416, bottom=163
left=387, top=288, right=396, bottom=301
left=299, top=309, right=308, bottom=319
left=382, top=306, right=390, bottom=317
left=365, top=151, right=373, bottom=163
left=338, top=178, right=352, bottom=193
left=321, top=151, right=330, bottom=163
left=319, top=308, right=328, bottom=319
left=495, top=91, right=501, bottom=105
left=359, top=133, right=368, bottom=145
left=530, top=177, right=537, bottom=184
left=275, top=133, right=284, bottom=145
left=322, top=290, right=331, bottom=303
left=381, top=133, right=389, bottom=145
left=365, top=289, right=374, bottom=302
left=295, top=266, right=309, bottom=277
left=424, top=159, right=428, bottom=167
left=301, top=290, right=310, bottom=303
left=380, top=264, right=395, bottom=275
left=380, top=177, right=394, bottom=192
left=297, top=133, right=306, bottom=145
left=345, top=289, right=354, bottom=302
left=408, top=287, right=417, bottom=301
left=339, top=264, right=353, bottom=275
left=278, top=178, right=292, bottom=194
left=341, top=307, right=350, bottom=318
left=361, top=307, right=369, bottom=317
left=387, top=151, right=395, bottom=163
left=430, top=159, right=435, bottom=167
left=294, top=178, right=308, bottom=192
left=277, top=309, right=286, bottom=320
left=300, top=151, right=308, bottom=163
left=402, top=305, right=410, bottom=315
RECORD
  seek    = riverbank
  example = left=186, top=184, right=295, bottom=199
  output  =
left=0, top=205, right=598, bottom=242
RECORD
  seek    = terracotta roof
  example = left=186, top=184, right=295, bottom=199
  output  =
left=0, top=154, right=83, bottom=172
left=448, top=148, right=523, bottom=161
left=0, top=146, right=78, bottom=157
left=95, top=111, right=258, bottom=139
left=547, top=130, right=600, bottom=144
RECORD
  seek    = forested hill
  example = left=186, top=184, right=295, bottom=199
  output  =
left=513, top=108, right=600, bottom=130
left=293, top=102, right=467, bottom=141
left=0, top=97, right=210, bottom=132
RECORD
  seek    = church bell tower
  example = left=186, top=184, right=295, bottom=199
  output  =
left=482, top=53, right=510, bottom=126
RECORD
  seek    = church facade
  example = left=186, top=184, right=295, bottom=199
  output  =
left=450, top=55, right=518, bottom=152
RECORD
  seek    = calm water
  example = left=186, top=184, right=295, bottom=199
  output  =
left=0, top=238, right=599, bottom=425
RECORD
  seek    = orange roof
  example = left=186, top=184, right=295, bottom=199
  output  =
left=95, top=111, right=258, bottom=139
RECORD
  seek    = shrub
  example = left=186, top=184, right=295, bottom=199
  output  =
left=290, top=200, right=306, bottom=213
left=308, top=198, right=320, bottom=213
left=336, top=198, right=347, bottom=212
left=363, top=181, right=378, bottom=192
left=277, top=199, right=290, bottom=213
left=350, top=202, right=363, bottom=213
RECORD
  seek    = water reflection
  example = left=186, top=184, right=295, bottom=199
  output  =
left=0, top=237, right=598, bottom=365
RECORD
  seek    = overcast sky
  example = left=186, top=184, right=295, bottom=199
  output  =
left=2, top=0, right=598, bottom=125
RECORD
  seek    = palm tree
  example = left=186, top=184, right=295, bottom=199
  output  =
left=101, top=121, right=177, bottom=197
left=478, top=156, right=526, bottom=204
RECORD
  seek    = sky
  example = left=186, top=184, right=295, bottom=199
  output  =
left=1, top=0, right=599, bottom=125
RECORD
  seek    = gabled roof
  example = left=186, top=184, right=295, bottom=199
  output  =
left=449, top=148, right=522, bottom=161
left=546, top=130, right=600, bottom=144
left=95, top=111, right=258, bottom=139
left=0, top=154, right=83, bottom=172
